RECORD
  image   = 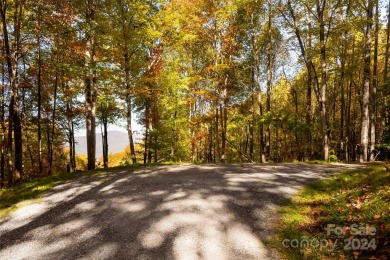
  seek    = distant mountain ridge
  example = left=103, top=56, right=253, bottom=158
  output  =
left=73, top=131, right=143, bottom=157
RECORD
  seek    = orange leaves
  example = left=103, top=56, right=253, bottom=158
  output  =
left=191, top=131, right=208, bottom=144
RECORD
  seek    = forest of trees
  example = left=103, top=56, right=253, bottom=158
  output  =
left=0, top=0, right=389, bottom=187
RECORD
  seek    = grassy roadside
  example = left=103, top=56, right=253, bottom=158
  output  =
left=0, top=162, right=183, bottom=219
left=274, top=164, right=390, bottom=259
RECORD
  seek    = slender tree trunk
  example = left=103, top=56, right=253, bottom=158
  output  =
left=68, top=119, right=74, bottom=172
left=37, top=5, right=42, bottom=174
left=0, top=0, right=23, bottom=183
left=338, top=2, right=351, bottom=161
left=124, top=52, right=137, bottom=164
left=265, top=3, right=272, bottom=161
left=258, top=91, right=266, bottom=163
left=148, top=122, right=153, bottom=164
left=72, top=121, right=76, bottom=170
left=65, top=81, right=75, bottom=172
left=7, top=98, right=13, bottom=184
left=215, top=105, right=220, bottom=161
left=317, top=1, right=329, bottom=161
left=346, top=37, right=355, bottom=161
left=0, top=59, right=5, bottom=188
left=249, top=94, right=254, bottom=160
left=339, top=39, right=347, bottom=160
left=305, top=70, right=312, bottom=161
left=360, top=1, right=373, bottom=162
left=370, top=0, right=379, bottom=161
left=221, top=87, right=228, bottom=163
left=170, top=111, right=177, bottom=160
left=144, top=103, right=150, bottom=164
left=20, top=70, right=34, bottom=172
left=209, top=124, right=213, bottom=162
left=48, top=74, right=58, bottom=175
left=382, top=0, right=390, bottom=144
left=102, top=117, right=108, bottom=168
left=154, top=135, right=157, bottom=163
left=285, top=0, right=320, bottom=160
left=85, top=0, right=96, bottom=170
left=304, top=20, right=313, bottom=162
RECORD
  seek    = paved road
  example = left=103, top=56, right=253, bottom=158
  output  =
left=0, top=163, right=362, bottom=260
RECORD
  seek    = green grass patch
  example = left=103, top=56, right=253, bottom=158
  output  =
left=274, top=165, right=390, bottom=259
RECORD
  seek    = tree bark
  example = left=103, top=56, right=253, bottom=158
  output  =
left=382, top=0, right=390, bottom=144
left=124, top=52, right=137, bottom=164
left=317, top=0, right=329, bottom=161
left=370, top=0, right=379, bottom=161
left=360, top=1, right=373, bottom=162
left=37, top=3, right=42, bottom=174
left=265, top=4, right=272, bottom=161
left=0, top=0, right=23, bottom=183
left=85, top=0, right=96, bottom=170
left=0, top=57, right=5, bottom=187
left=48, top=74, right=58, bottom=175
left=102, top=116, right=108, bottom=168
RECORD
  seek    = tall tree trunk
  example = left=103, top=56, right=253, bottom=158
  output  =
left=339, top=39, right=347, bottom=161
left=0, top=59, right=5, bottom=187
left=68, top=119, right=74, bottom=172
left=305, top=20, right=313, bottom=162
left=144, top=103, right=150, bottom=164
left=85, top=0, right=96, bottom=170
left=370, top=0, right=379, bottom=161
left=249, top=94, right=254, bottom=160
left=346, top=37, right=355, bottom=161
left=124, top=52, right=137, bottom=164
left=221, top=87, right=228, bottom=163
left=102, top=116, right=108, bottom=168
left=360, top=1, right=373, bottom=162
left=148, top=121, right=153, bottom=164
left=170, top=111, right=177, bottom=160
left=265, top=2, right=272, bottom=161
left=0, top=0, right=23, bottom=184
left=215, top=105, right=220, bottom=161
left=382, top=0, right=390, bottom=144
left=317, top=1, right=329, bottom=161
left=37, top=4, right=42, bottom=174
left=253, top=62, right=266, bottom=162
left=48, top=74, right=58, bottom=175
left=285, top=0, right=320, bottom=160
left=305, top=70, right=312, bottom=161
left=258, top=91, right=266, bottom=163
left=72, top=121, right=76, bottom=170
left=20, top=67, right=35, bottom=172
left=65, top=82, right=75, bottom=172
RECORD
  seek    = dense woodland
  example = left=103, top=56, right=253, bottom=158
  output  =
left=0, top=0, right=389, bottom=187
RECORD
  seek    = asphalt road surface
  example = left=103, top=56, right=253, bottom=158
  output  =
left=0, top=163, right=362, bottom=260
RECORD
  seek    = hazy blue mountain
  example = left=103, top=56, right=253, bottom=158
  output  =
left=73, top=131, right=143, bottom=157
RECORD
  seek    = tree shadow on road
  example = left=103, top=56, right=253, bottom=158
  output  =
left=0, top=163, right=361, bottom=259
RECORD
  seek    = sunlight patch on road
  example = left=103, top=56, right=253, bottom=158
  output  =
left=73, top=201, right=97, bottom=211
left=227, top=223, right=268, bottom=258
left=52, top=219, right=90, bottom=237
left=99, top=183, right=116, bottom=192
left=164, top=191, right=187, bottom=201
left=149, top=190, right=168, bottom=196
left=139, top=231, right=165, bottom=249
left=116, top=201, right=147, bottom=213
left=0, top=203, right=49, bottom=232
left=88, top=243, right=119, bottom=259
left=138, top=192, right=268, bottom=259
